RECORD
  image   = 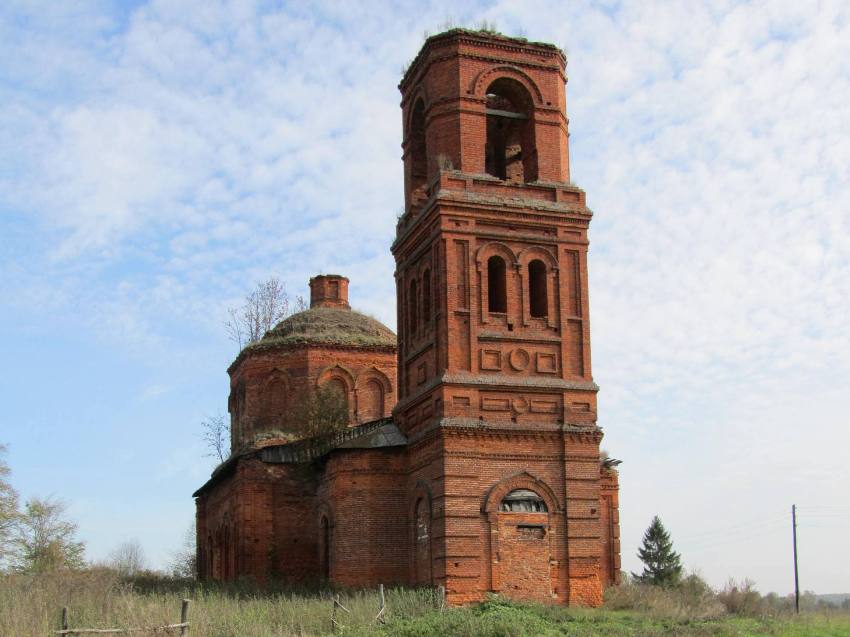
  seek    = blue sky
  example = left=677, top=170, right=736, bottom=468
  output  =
left=1, top=0, right=849, bottom=594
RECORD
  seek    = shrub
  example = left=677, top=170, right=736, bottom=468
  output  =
left=604, top=573, right=725, bottom=620
left=716, top=578, right=764, bottom=617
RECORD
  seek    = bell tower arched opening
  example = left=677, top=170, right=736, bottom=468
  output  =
left=485, top=78, right=537, bottom=183
left=409, top=99, right=427, bottom=192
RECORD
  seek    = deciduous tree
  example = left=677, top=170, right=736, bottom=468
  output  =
left=633, top=515, right=683, bottom=586
left=11, top=497, right=85, bottom=573
left=225, top=277, right=306, bottom=350
left=107, top=539, right=146, bottom=576
left=168, top=522, right=197, bottom=578
left=0, top=443, right=19, bottom=567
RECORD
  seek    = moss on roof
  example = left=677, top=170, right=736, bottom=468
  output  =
left=253, top=307, right=396, bottom=349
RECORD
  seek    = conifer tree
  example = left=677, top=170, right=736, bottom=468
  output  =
left=633, top=515, right=683, bottom=586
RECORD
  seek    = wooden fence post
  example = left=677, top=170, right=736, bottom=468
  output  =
left=180, top=599, right=191, bottom=636
left=375, top=583, right=386, bottom=624
left=61, top=607, right=69, bottom=632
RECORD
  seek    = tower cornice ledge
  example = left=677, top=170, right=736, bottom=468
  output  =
left=392, top=372, right=599, bottom=415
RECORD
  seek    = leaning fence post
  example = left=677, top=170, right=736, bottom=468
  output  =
left=180, top=599, right=191, bottom=636
left=437, top=585, right=446, bottom=612
left=61, top=607, right=69, bottom=633
left=375, top=583, right=386, bottom=624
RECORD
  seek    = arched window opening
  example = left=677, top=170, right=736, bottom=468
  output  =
left=409, top=279, right=419, bottom=335
left=500, top=489, right=548, bottom=513
left=359, top=379, right=385, bottom=422
left=422, top=269, right=431, bottom=324
left=320, top=516, right=331, bottom=580
left=410, top=99, right=427, bottom=191
left=414, top=497, right=432, bottom=585
left=528, top=259, right=548, bottom=318
left=487, top=256, right=507, bottom=313
left=222, top=525, right=231, bottom=581
left=484, top=78, right=537, bottom=183
left=206, top=535, right=213, bottom=580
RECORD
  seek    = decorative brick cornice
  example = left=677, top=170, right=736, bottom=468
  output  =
left=400, top=29, right=564, bottom=91
left=227, top=340, right=396, bottom=375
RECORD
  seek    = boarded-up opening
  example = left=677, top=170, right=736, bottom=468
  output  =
left=359, top=379, right=384, bottom=422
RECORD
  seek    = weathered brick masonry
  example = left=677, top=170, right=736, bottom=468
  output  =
left=195, top=29, right=620, bottom=606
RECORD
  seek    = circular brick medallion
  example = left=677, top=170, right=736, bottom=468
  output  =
left=508, top=348, right=530, bottom=371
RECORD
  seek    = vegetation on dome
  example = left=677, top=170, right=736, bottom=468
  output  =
left=249, top=306, right=396, bottom=350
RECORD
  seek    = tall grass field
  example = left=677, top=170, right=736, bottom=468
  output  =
left=2, top=571, right=849, bottom=637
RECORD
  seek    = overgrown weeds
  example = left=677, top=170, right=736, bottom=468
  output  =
left=2, top=570, right=848, bottom=637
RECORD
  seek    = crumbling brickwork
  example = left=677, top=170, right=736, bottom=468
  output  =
left=195, top=29, right=621, bottom=606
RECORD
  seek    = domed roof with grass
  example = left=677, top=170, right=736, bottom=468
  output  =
left=261, top=306, right=395, bottom=348
left=256, top=274, right=395, bottom=350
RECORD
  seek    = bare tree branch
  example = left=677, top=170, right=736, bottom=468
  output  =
left=225, top=276, right=295, bottom=350
left=107, top=539, right=146, bottom=576
left=201, top=413, right=230, bottom=464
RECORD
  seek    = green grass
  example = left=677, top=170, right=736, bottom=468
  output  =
left=2, top=572, right=848, bottom=637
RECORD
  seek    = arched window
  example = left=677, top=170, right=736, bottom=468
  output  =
left=484, top=78, right=537, bottom=183
left=422, top=269, right=431, bottom=324
left=500, top=489, right=548, bottom=513
left=359, top=379, right=385, bottom=422
left=320, top=516, right=331, bottom=580
left=487, top=256, right=507, bottom=313
left=414, top=497, right=432, bottom=585
left=410, top=99, right=427, bottom=191
left=528, top=259, right=548, bottom=318
left=409, top=279, right=418, bottom=335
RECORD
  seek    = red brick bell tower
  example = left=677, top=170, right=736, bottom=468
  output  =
left=393, top=30, right=620, bottom=605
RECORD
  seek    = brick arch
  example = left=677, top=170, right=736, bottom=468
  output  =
left=482, top=471, right=562, bottom=514
left=475, top=241, right=519, bottom=268
left=316, top=364, right=355, bottom=391
left=517, top=245, right=558, bottom=269
left=471, top=65, right=544, bottom=106
left=405, top=86, right=431, bottom=127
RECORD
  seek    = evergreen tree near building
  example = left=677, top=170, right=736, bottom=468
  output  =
left=633, top=515, right=683, bottom=586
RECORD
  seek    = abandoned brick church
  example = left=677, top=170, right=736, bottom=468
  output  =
left=194, top=29, right=621, bottom=606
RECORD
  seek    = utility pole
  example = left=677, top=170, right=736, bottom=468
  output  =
left=792, top=504, right=800, bottom=614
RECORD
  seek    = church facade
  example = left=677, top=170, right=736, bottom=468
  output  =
left=194, top=29, right=620, bottom=606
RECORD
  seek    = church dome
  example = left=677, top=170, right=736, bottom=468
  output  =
left=260, top=306, right=396, bottom=348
